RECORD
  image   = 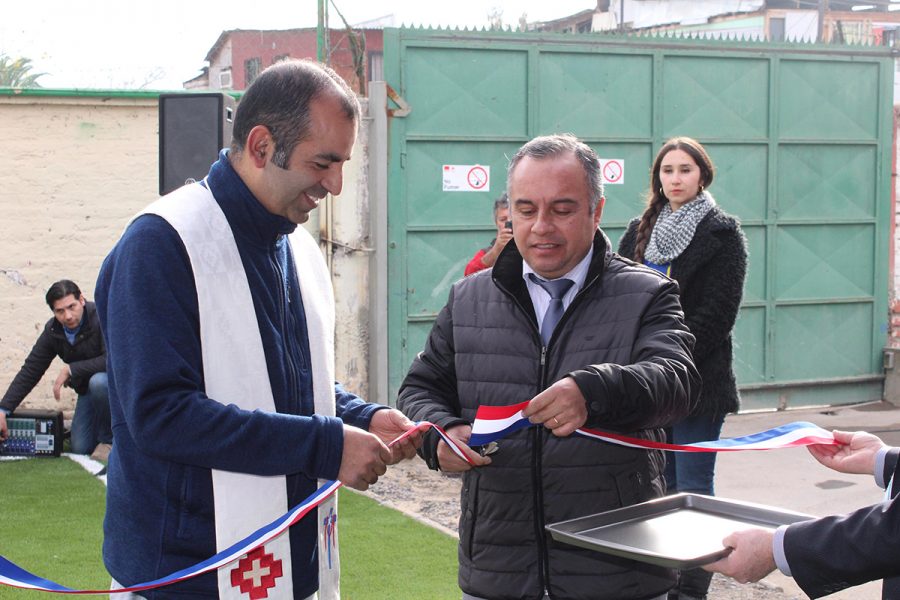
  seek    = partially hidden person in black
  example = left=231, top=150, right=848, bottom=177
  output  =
left=0, top=279, right=112, bottom=459
left=618, top=136, right=747, bottom=600
left=704, top=429, right=900, bottom=599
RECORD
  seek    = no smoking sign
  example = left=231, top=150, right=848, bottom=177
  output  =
left=443, top=164, right=491, bottom=192
left=598, top=158, right=625, bottom=185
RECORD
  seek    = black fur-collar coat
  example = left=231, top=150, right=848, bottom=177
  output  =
left=619, top=205, right=747, bottom=415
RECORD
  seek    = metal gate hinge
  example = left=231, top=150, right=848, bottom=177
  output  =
left=386, top=83, right=411, bottom=118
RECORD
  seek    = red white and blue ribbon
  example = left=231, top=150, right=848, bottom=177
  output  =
left=469, top=400, right=837, bottom=451
left=0, top=411, right=834, bottom=594
left=0, top=424, right=470, bottom=595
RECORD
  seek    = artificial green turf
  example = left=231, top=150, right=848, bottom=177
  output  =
left=0, top=459, right=460, bottom=598
left=0, top=458, right=107, bottom=598
left=339, top=488, right=460, bottom=599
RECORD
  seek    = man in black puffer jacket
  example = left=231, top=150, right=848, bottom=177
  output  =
left=399, top=134, right=700, bottom=600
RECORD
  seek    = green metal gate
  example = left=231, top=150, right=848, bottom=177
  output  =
left=383, top=28, right=895, bottom=410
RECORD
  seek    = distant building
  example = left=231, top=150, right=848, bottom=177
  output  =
left=531, top=1, right=900, bottom=99
left=533, top=0, right=900, bottom=46
left=183, top=27, right=384, bottom=95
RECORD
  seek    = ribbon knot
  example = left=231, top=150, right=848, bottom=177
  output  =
left=528, top=274, right=574, bottom=346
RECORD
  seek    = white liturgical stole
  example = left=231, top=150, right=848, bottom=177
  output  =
left=142, top=180, right=339, bottom=600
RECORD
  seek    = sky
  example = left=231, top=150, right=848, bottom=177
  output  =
left=1, top=0, right=595, bottom=90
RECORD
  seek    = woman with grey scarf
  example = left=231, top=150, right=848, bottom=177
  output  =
left=618, top=137, right=748, bottom=600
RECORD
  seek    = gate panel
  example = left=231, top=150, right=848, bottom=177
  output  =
left=588, top=141, right=653, bottom=223
left=774, top=303, right=874, bottom=378
left=777, top=144, right=877, bottom=220
left=741, top=227, right=767, bottom=304
left=538, top=52, right=654, bottom=138
left=704, top=144, right=768, bottom=221
left=778, top=60, right=880, bottom=140
left=404, top=47, right=528, bottom=136
left=384, top=29, right=894, bottom=409
left=406, top=140, right=521, bottom=227
left=775, top=224, right=875, bottom=299
left=734, top=307, right=767, bottom=383
left=662, top=56, right=770, bottom=139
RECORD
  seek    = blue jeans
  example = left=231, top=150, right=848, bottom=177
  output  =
left=70, top=372, right=112, bottom=454
left=664, top=413, right=725, bottom=496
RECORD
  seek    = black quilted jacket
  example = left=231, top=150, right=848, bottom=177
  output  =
left=398, top=231, right=700, bottom=600
left=619, top=206, right=747, bottom=416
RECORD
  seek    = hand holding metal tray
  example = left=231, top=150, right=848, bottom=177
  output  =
left=546, top=493, right=813, bottom=569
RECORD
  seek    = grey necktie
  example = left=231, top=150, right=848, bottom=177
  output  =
left=529, top=274, right=575, bottom=346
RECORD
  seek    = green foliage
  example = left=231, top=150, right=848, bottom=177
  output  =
left=0, top=459, right=460, bottom=598
left=0, top=55, right=45, bottom=88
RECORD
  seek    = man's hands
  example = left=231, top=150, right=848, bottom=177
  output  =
left=339, top=409, right=430, bottom=490
left=808, top=429, right=886, bottom=476
left=437, top=424, right=490, bottom=472
left=368, top=408, right=429, bottom=464
left=522, top=377, right=587, bottom=437
left=703, top=430, right=890, bottom=587
left=53, top=365, right=71, bottom=401
left=703, top=528, right=776, bottom=583
left=338, top=425, right=391, bottom=491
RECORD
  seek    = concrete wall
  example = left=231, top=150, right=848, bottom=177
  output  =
left=0, top=93, right=159, bottom=417
left=328, top=97, right=373, bottom=400
left=0, top=91, right=374, bottom=419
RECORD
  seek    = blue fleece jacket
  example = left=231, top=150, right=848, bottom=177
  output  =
left=95, top=151, right=382, bottom=598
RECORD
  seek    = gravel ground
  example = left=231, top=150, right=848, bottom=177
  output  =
left=360, top=459, right=803, bottom=600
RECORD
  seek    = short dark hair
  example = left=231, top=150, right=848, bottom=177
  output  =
left=46, top=280, right=81, bottom=308
left=230, top=59, right=360, bottom=168
left=492, top=192, right=509, bottom=219
left=507, top=134, right=603, bottom=211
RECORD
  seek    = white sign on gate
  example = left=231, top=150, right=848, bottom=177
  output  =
left=598, top=158, right=625, bottom=185
left=443, top=164, right=490, bottom=192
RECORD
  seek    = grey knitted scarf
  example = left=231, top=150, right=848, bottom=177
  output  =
left=644, top=191, right=716, bottom=264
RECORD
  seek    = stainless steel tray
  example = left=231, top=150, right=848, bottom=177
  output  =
left=546, top=493, right=813, bottom=569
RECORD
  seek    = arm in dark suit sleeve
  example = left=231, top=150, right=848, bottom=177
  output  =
left=885, top=448, right=899, bottom=496
left=784, top=451, right=900, bottom=598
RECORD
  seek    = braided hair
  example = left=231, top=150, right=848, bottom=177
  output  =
left=632, top=137, right=715, bottom=263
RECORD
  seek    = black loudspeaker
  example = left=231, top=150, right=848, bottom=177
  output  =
left=158, top=92, right=236, bottom=195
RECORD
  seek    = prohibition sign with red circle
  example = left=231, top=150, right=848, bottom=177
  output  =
left=467, top=166, right=489, bottom=190
left=602, top=160, right=623, bottom=184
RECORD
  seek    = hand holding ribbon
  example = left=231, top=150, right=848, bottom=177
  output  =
left=520, top=377, right=588, bottom=437
left=436, top=424, right=491, bottom=472
left=806, top=429, right=886, bottom=475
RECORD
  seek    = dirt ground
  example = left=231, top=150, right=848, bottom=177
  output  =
left=359, top=459, right=803, bottom=600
